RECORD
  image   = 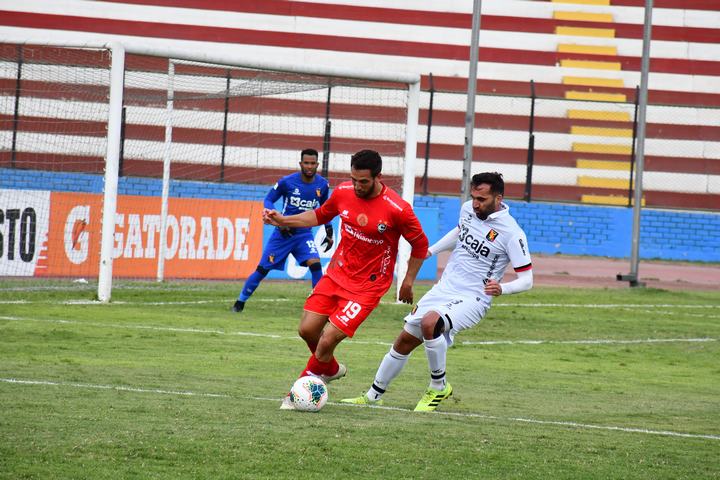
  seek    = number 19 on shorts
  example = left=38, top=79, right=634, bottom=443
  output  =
left=337, top=300, right=362, bottom=324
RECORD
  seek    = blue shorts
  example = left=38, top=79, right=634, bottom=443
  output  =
left=259, top=228, right=319, bottom=271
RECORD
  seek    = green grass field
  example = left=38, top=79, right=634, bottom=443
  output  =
left=1, top=279, right=719, bottom=479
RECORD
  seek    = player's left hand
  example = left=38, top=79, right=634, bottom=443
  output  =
left=484, top=279, right=503, bottom=296
left=398, top=282, right=414, bottom=304
left=320, top=224, right=334, bottom=252
left=320, top=236, right=334, bottom=252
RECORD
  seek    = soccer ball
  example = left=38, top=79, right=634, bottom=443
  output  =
left=290, top=376, right=328, bottom=412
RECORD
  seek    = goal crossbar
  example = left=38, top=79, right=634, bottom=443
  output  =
left=1, top=34, right=421, bottom=302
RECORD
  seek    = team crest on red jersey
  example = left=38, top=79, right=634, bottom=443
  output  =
left=377, top=222, right=387, bottom=233
left=486, top=229, right=499, bottom=242
left=357, top=213, right=368, bottom=226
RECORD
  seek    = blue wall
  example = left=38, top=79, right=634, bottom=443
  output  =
left=415, top=195, right=720, bottom=263
left=2, top=168, right=719, bottom=263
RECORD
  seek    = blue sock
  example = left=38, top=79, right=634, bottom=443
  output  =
left=309, top=263, right=323, bottom=287
left=238, top=269, right=267, bottom=302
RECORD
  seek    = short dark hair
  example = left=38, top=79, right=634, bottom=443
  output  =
left=300, top=148, right=319, bottom=159
left=470, top=172, right=504, bottom=195
left=350, top=149, right=382, bottom=177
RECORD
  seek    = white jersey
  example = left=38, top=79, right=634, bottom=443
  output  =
left=430, top=201, right=532, bottom=299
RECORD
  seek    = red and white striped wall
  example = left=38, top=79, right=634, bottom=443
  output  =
left=1, top=0, right=719, bottom=209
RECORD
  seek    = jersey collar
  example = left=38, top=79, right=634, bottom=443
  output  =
left=486, top=202, right=510, bottom=221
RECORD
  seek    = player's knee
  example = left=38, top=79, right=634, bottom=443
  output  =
left=255, top=265, right=270, bottom=276
left=403, top=322, right=422, bottom=342
left=308, top=262, right=322, bottom=273
left=421, top=313, right=444, bottom=339
left=297, top=324, right=313, bottom=343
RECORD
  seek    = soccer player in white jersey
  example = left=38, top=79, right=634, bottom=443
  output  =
left=341, top=172, right=533, bottom=412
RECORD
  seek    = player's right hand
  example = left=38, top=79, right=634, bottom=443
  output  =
left=398, top=282, right=414, bottom=304
left=484, top=279, right=502, bottom=296
left=263, top=209, right=279, bottom=225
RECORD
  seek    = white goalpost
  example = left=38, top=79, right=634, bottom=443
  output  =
left=0, top=35, right=421, bottom=302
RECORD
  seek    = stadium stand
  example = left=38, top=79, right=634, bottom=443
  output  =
left=0, top=0, right=718, bottom=210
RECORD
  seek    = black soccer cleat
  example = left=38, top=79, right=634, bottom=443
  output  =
left=232, top=300, right=245, bottom=313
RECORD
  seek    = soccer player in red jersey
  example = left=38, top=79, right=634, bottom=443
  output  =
left=263, top=149, right=429, bottom=409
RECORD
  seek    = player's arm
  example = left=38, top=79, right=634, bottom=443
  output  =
left=263, top=180, right=284, bottom=210
left=398, top=255, right=425, bottom=304
left=265, top=187, right=339, bottom=229
left=426, top=226, right=459, bottom=258
left=263, top=209, right=319, bottom=228
left=485, top=233, right=533, bottom=296
left=397, top=210, right=430, bottom=303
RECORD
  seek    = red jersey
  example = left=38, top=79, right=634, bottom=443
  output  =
left=314, top=182, right=428, bottom=301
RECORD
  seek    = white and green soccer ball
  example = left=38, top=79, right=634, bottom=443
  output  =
left=290, top=376, right=328, bottom=412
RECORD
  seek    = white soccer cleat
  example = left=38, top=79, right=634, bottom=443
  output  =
left=320, top=363, right=347, bottom=383
left=279, top=393, right=295, bottom=410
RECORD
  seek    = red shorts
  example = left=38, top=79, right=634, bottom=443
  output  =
left=304, top=276, right=382, bottom=338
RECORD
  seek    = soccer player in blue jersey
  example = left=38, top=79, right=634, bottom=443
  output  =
left=232, top=149, right=333, bottom=313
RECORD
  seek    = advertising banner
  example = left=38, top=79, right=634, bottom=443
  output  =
left=0, top=190, right=264, bottom=279
left=0, top=189, right=51, bottom=277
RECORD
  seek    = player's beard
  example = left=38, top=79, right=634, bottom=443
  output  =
left=474, top=205, right=494, bottom=220
left=354, top=181, right=378, bottom=198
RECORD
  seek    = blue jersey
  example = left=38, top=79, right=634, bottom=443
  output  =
left=264, top=172, right=330, bottom=234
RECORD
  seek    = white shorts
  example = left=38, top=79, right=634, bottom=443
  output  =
left=403, top=285, right=491, bottom=347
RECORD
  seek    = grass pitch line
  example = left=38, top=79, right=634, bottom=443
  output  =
left=0, top=299, right=290, bottom=306
left=460, top=338, right=717, bottom=346
left=0, top=315, right=286, bottom=339
left=1, top=377, right=230, bottom=398
left=492, top=303, right=719, bottom=309
left=2, top=315, right=716, bottom=348
left=1, top=299, right=718, bottom=309
left=3, top=377, right=718, bottom=442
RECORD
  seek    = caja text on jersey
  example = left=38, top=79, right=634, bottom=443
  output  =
left=458, top=224, right=490, bottom=259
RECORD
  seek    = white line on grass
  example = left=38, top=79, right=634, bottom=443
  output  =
left=1, top=299, right=718, bottom=309
left=0, top=316, right=285, bottom=339
left=0, top=299, right=290, bottom=306
left=2, top=315, right=716, bottom=347
left=460, top=338, right=718, bottom=346
left=2, top=377, right=718, bottom=442
left=1, top=377, right=229, bottom=398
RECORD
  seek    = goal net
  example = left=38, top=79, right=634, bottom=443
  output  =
left=0, top=39, right=420, bottom=301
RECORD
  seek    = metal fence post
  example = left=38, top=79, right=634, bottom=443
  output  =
left=524, top=80, right=536, bottom=202
left=322, top=84, right=332, bottom=179
left=421, top=73, right=435, bottom=195
left=220, top=69, right=231, bottom=182
left=10, top=45, right=23, bottom=169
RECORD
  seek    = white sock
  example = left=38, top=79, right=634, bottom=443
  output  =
left=424, top=336, right=447, bottom=390
left=366, top=347, right=409, bottom=400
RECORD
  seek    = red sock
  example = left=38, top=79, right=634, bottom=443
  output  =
left=328, top=356, right=339, bottom=376
left=300, top=354, right=334, bottom=377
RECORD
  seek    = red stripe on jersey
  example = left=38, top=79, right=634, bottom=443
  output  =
left=514, top=263, right=532, bottom=272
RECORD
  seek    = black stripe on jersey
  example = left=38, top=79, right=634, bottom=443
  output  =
left=514, top=263, right=532, bottom=272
